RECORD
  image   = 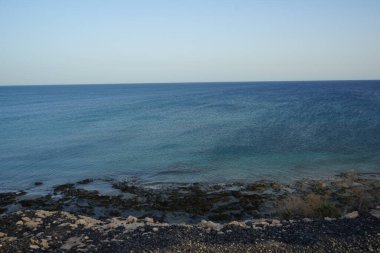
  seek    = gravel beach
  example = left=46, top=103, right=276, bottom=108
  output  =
left=0, top=210, right=379, bottom=252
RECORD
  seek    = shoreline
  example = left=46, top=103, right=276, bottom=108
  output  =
left=1, top=172, right=379, bottom=223
left=1, top=173, right=380, bottom=252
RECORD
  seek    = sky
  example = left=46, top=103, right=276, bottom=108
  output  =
left=0, top=0, right=379, bottom=85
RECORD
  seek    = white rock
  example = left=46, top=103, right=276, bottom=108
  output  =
left=126, top=215, right=138, bottom=223
left=324, top=217, right=333, bottom=221
left=16, top=220, right=23, bottom=226
left=144, top=217, right=154, bottom=223
left=370, top=209, right=380, bottom=219
left=152, top=227, right=159, bottom=232
left=344, top=211, right=359, bottom=219
left=29, top=245, right=40, bottom=249
left=0, top=232, right=6, bottom=238
left=200, top=220, right=222, bottom=231
left=271, top=219, right=281, bottom=225
left=302, top=218, right=312, bottom=222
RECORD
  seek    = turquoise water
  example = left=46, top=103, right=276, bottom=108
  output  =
left=1, top=81, right=380, bottom=191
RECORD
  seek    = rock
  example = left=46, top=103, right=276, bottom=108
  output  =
left=40, top=239, right=49, bottom=249
left=227, top=221, right=247, bottom=228
left=61, top=236, right=85, bottom=250
left=0, top=232, right=6, bottom=238
left=200, top=220, right=222, bottom=231
left=144, top=217, right=154, bottom=223
left=76, top=219, right=87, bottom=226
left=344, top=211, right=359, bottom=219
left=126, top=215, right=138, bottom=223
left=16, top=220, right=23, bottom=226
left=324, top=217, right=333, bottom=221
left=369, top=209, right=380, bottom=219
left=35, top=210, right=53, bottom=218
left=271, top=219, right=281, bottom=225
left=24, top=221, right=40, bottom=229
left=29, top=245, right=40, bottom=249
left=152, top=227, right=159, bottom=232
left=34, top=182, right=43, bottom=186
left=75, top=216, right=100, bottom=228
left=21, top=217, right=31, bottom=222
left=253, top=219, right=270, bottom=226
left=302, top=218, right=312, bottom=222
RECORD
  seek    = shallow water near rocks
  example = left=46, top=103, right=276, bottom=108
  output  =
left=1, top=81, right=380, bottom=191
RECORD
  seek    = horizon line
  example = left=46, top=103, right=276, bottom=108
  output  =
left=0, top=79, right=379, bottom=87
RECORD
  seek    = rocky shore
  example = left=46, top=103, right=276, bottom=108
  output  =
left=0, top=209, right=379, bottom=252
left=0, top=173, right=379, bottom=252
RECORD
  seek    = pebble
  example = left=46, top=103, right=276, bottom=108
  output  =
left=29, top=245, right=40, bottom=249
left=41, top=239, right=49, bottom=249
left=16, top=220, right=23, bottom=226
left=0, top=232, right=6, bottom=238
left=22, top=217, right=31, bottom=222
left=344, top=211, right=359, bottom=219
left=369, top=209, right=380, bottom=219
left=152, top=227, right=159, bottom=232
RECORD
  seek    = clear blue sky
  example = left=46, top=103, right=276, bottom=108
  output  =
left=0, top=0, right=379, bottom=85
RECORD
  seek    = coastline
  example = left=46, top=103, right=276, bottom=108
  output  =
left=1, top=172, right=380, bottom=222
left=0, top=209, right=379, bottom=252
left=1, top=173, right=380, bottom=252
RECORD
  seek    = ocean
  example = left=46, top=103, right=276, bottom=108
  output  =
left=1, top=81, right=380, bottom=191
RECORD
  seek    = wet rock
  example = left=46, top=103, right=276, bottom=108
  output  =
left=77, top=179, right=94, bottom=185
left=344, top=211, right=359, bottom=219
left=34, top=182, right=43, bottom=186
left=54, top=183, right=75, bottom=192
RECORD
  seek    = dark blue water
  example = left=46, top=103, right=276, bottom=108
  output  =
left=1, top=81, right=380, bottom=191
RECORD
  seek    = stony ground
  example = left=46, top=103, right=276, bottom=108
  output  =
left=0, top=210, right=379, bottom=252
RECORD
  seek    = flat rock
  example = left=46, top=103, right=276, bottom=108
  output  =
left=369, top=209, right=380, bottom=219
